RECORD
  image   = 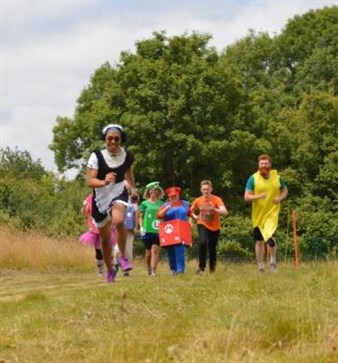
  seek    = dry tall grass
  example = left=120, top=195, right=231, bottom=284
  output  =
left=0, top=225, right=93, bottom=271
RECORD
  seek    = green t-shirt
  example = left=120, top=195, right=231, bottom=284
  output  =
left=139, top=199, right=163, bottom=233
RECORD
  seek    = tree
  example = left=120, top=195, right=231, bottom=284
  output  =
left=273, top=6, right=338, bottom=95
left=50, top=31, right=245, bottom=198
left=0, top=147, right=47, bottom=180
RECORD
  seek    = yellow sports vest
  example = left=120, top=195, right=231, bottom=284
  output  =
left=252, top=170, right=281, bottom=241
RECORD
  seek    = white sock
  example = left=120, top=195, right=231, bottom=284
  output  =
left=96, top=259, right=104, bottom=274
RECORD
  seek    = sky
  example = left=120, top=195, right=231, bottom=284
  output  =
left=1, top=0, right=337, bottom=178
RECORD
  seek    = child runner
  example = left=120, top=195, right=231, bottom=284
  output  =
left=79, top=194, right=116, bottom=277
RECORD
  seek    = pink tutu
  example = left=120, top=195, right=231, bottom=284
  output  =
left=79, top=229, right=116, bottom=249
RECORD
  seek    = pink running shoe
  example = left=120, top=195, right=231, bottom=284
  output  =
left=119, top=256, right=133, bottom=271
left=106, top=268, right=116, bottom=283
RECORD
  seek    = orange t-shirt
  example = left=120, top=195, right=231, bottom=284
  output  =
left=191, top=194, right=225, bottom=231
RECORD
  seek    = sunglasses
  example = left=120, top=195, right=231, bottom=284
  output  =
left=107, top=136, right=121, bottom=142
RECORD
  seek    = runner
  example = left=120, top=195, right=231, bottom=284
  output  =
left=157, top=186, right=192, bottom=275
left=244, top=154, right=288, bottom=272
left=86, top=124, right=138, bottom=283
left=191, top=180, right=228, bottom=274
left=139, top=181, right=164, bottom=277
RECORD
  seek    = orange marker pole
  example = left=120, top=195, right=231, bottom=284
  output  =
left=292, top=209, right=300, bottom=268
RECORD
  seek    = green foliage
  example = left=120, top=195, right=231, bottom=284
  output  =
left=273, top=6, right=338, bottom=94
left=295, top=196, right=338, bottom=259
left=49, top=31, right=245, bottom=199
left=0, top=147, right=88, bottom=237
left=218, top=240, right=253, bottom=262
left=220, top=214, right=252, bottom=249
left=0, top=147, right=47, bottom=180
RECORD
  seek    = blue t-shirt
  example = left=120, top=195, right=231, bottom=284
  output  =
left=163, top=200, right=190, bottom=222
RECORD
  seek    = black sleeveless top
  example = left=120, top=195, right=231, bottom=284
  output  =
left=93, top=149, right=134, bottom=182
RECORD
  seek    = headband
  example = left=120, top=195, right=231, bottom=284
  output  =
left=102, top=124, right=123, bottom=136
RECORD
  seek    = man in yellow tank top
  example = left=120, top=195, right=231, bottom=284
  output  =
left=244, top=154, right=288, bottom=272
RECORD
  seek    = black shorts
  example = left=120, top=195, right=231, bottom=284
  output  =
left=253, top=227, right=264, bottom=241
left=253, top=227, right=275, bottom=244
left=142, top=233, right=160, bottom=250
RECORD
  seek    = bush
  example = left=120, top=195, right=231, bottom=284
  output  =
left=218, top=239, right=253, bottom=262
left=294, top=195, right=338, bottom=260
left=221, top=214, right=252, bottom=247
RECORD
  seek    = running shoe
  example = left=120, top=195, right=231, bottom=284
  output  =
left=270, top=262, right=277, bottom=273
left=119, top=256, right=133, bottom=271
left=106, top=268, right=116, bottom=283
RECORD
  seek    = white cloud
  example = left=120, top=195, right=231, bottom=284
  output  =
left=1, top=0, right=337, bottom=176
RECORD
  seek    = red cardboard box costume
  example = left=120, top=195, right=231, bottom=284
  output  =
left=157, top=187, right=192, bottom=274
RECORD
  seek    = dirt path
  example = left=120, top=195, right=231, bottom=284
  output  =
left=0, top=269, right=147, bottom=302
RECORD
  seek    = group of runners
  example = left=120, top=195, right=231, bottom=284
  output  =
left=79, top=123, right=288, bottom=283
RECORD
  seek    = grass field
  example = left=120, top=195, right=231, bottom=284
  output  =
left=0, top=227, right=337, bottom=363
